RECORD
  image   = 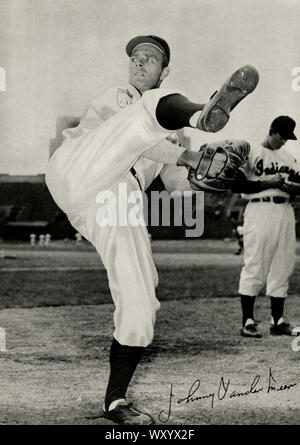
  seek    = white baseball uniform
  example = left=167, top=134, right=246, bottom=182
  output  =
left=239, top=144, right=299, bottom=298
left=46, top=84, right=191, bottom=347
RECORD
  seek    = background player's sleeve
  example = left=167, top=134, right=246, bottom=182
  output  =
left=285, top=150, right=300, bottom=184
left=239, top=146, right=255, bottom=179
left=231, top=169, right=265, bottom=193
left=230, top=146, right=265, bottom=193
left=280, top=152, right=300, bottom=195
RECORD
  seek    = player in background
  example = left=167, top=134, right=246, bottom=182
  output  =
left=231, top=116, right=300, bottom=338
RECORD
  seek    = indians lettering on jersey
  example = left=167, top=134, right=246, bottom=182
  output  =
left=241, top=143, right=300, bottom=199
left=255, top=159, right=300, bottom=183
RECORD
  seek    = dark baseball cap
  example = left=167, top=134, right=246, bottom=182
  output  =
left=271, top=115, right=297, bottom=140
left=126, top=35, right=170, bottom=64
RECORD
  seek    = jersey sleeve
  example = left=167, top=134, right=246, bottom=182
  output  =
left=286, top=153, right=300, bottom=183
left=141, top=88, right=186, bottom=130
left=239, top=146, right=256, bottom=178
left=142, top=138, right=185, bottom=164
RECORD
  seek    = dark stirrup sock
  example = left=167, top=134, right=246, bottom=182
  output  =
left=270, top=297, right=285, bottom=324
left=104, top=338, right=146, bottom=411
left=240, top=294, right=256, bottom=326
left=156, top=94, right=205, bottom=130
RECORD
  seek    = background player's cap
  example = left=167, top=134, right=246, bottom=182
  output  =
left=126, top=35, right=170, bottom=64
left=271, top=115, right=297, bottom=140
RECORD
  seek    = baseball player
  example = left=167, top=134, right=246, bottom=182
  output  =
left=232, top=116, right=300, bottom=338
left=46, top=35, right=258, bottom=424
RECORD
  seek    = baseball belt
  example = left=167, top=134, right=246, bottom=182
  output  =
left=249, top=196, right=290, bottom=204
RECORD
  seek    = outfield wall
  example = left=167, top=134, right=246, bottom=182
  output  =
left=1, top=174, right=300, bottom=240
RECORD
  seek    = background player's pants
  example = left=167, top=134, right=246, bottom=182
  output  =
left=239, top=202, right=296, bottom=298
left=68, top=172, right=160, bottom=348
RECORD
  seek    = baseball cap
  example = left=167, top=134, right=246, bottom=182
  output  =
left=126, top=35, right=170, bottom=64
left=271, top=115, right=297, bottom=140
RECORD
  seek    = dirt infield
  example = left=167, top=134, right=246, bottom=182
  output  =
left=0, top=240, right=300, bottom=425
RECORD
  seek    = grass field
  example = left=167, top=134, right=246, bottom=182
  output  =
left=0, top=240, right=300, bottom=425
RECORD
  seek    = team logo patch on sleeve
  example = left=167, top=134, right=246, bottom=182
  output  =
left=117, top=89, right=134, bottom=108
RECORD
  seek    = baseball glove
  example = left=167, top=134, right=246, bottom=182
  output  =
left=187, top=139, right=250, bottom=192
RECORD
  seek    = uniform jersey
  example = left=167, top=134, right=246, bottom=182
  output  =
left=241, top=144, right=300, bottom=200
left=62, top=83, right=180, bottom=191
left=238, top=142, right=299, bottom=299
left=46, top=85, right=185, bottom=214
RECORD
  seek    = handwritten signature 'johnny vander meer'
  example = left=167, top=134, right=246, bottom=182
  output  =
left=159, top=367, right=297, bottom=423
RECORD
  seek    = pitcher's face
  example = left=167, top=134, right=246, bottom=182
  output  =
left=128, top=44, right=168, bottom=93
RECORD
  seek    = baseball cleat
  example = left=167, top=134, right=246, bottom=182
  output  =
left=270, top=322, right=293, bottom=336
left=197, top=65, right=259, bottom=133
left=241, top=319, right=262, bottom=338
left=103, top=399, right=155, bottom=425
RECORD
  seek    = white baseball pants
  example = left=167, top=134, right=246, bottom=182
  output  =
left=239, top=201, right=296, bottom=298
left=67, top=173, right=159, bottom=347
left=46, top=88, right=181, bottom=347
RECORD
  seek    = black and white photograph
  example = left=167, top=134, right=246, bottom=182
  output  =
left=1, top=0, right=300, bottom=431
